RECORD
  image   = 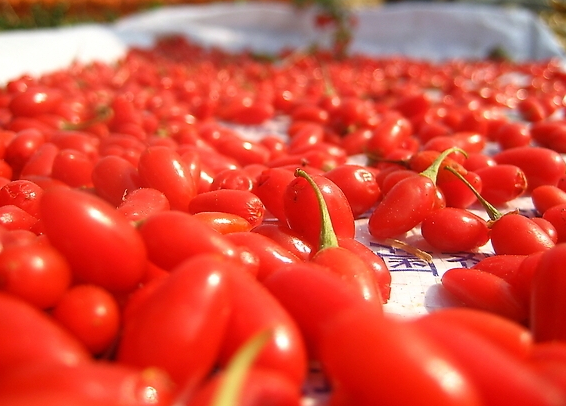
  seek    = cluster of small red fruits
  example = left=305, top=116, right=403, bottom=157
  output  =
left=1, top=34, right=566, bottom=406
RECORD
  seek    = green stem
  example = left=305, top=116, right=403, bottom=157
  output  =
left=420, top=147, right=467, bottom=184
left=295, top=168, right=339, bottom=251
left=211, top=329, right=272, bottom=406
left=318, top=61, right=336, bottom=97
left=63, top=105, right=113, bottom=131
left=444, top=166, right=503, bottom=222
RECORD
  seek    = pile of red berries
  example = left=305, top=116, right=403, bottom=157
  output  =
left=1, top=35, right=566, bottom=406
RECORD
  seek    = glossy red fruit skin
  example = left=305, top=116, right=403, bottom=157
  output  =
left=365, top=113, right=412, bottom=159
left=437, top=170, right=482, bottom=209
left=188, top=189, right=266, bottom=228
left=251, top=222, right=314, bottom=261
left=0, top=242, right=72, bottom=310
left=368, top=174, right=437, bottom=240
left=192, top=211, right=253, bottom=235
left=5, top=128, right=46, bottom=176
left=530, top=243, right=566, bottom=342
left=39, top=187, right=148, bottom=293
left=421, top=207, right=490, bottom=252
left=474, top=164, right=527, bottom=206
left=91, top=155, right=141, bottom=207
left=412, top=310, right=566, bottom=406
left=51, top=149, right=95, bottom=188
left=337, top=236, right=391, bottom=303
left=254, top=167, right=296, bottom=222
left=413, top=307, right=533, bottom=359
left=441, top=267, right=528, bottom=323
left=490, top=213, right=555, bottom=256
left=542, top=203, right=566, bottom=243
left=8, top=86, right=63, bottom=118
left=224, top=231, right=301, bottom=282
left=0, top=362, right=174, bottom=406
left=0, top=292, right=90, bottom=374
left=137, top=145, right=197, bottom=211
left=531, top=185, right=566, bottom=215
left=262, top=263, right=481, bottom=406
left=493, top=146, right=566, bottom=192
left=116, top=254, right=231, bottom=387
left=0, top=179, right=44, bottom=218
left=324, top=164, right=381, bottom=218
left=52, top=284, right=120, bottom=356
left=209, top=167, right=255, bottom=192
left=117, top=188, right=170, bottom=223
left=136, top=210, right=241, bottom=271
left=217, top=268, right=308, bottom=387
left=283, top=172, right=355, bottom=247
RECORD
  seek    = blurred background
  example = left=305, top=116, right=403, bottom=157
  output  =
left=1, top=0, right=564, bottom=50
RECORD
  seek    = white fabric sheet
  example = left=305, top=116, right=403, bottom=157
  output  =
left=0, top=2, right=564, bottom=85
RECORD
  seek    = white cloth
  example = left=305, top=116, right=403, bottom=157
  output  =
left=0, top=2, right=564, bottom=84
